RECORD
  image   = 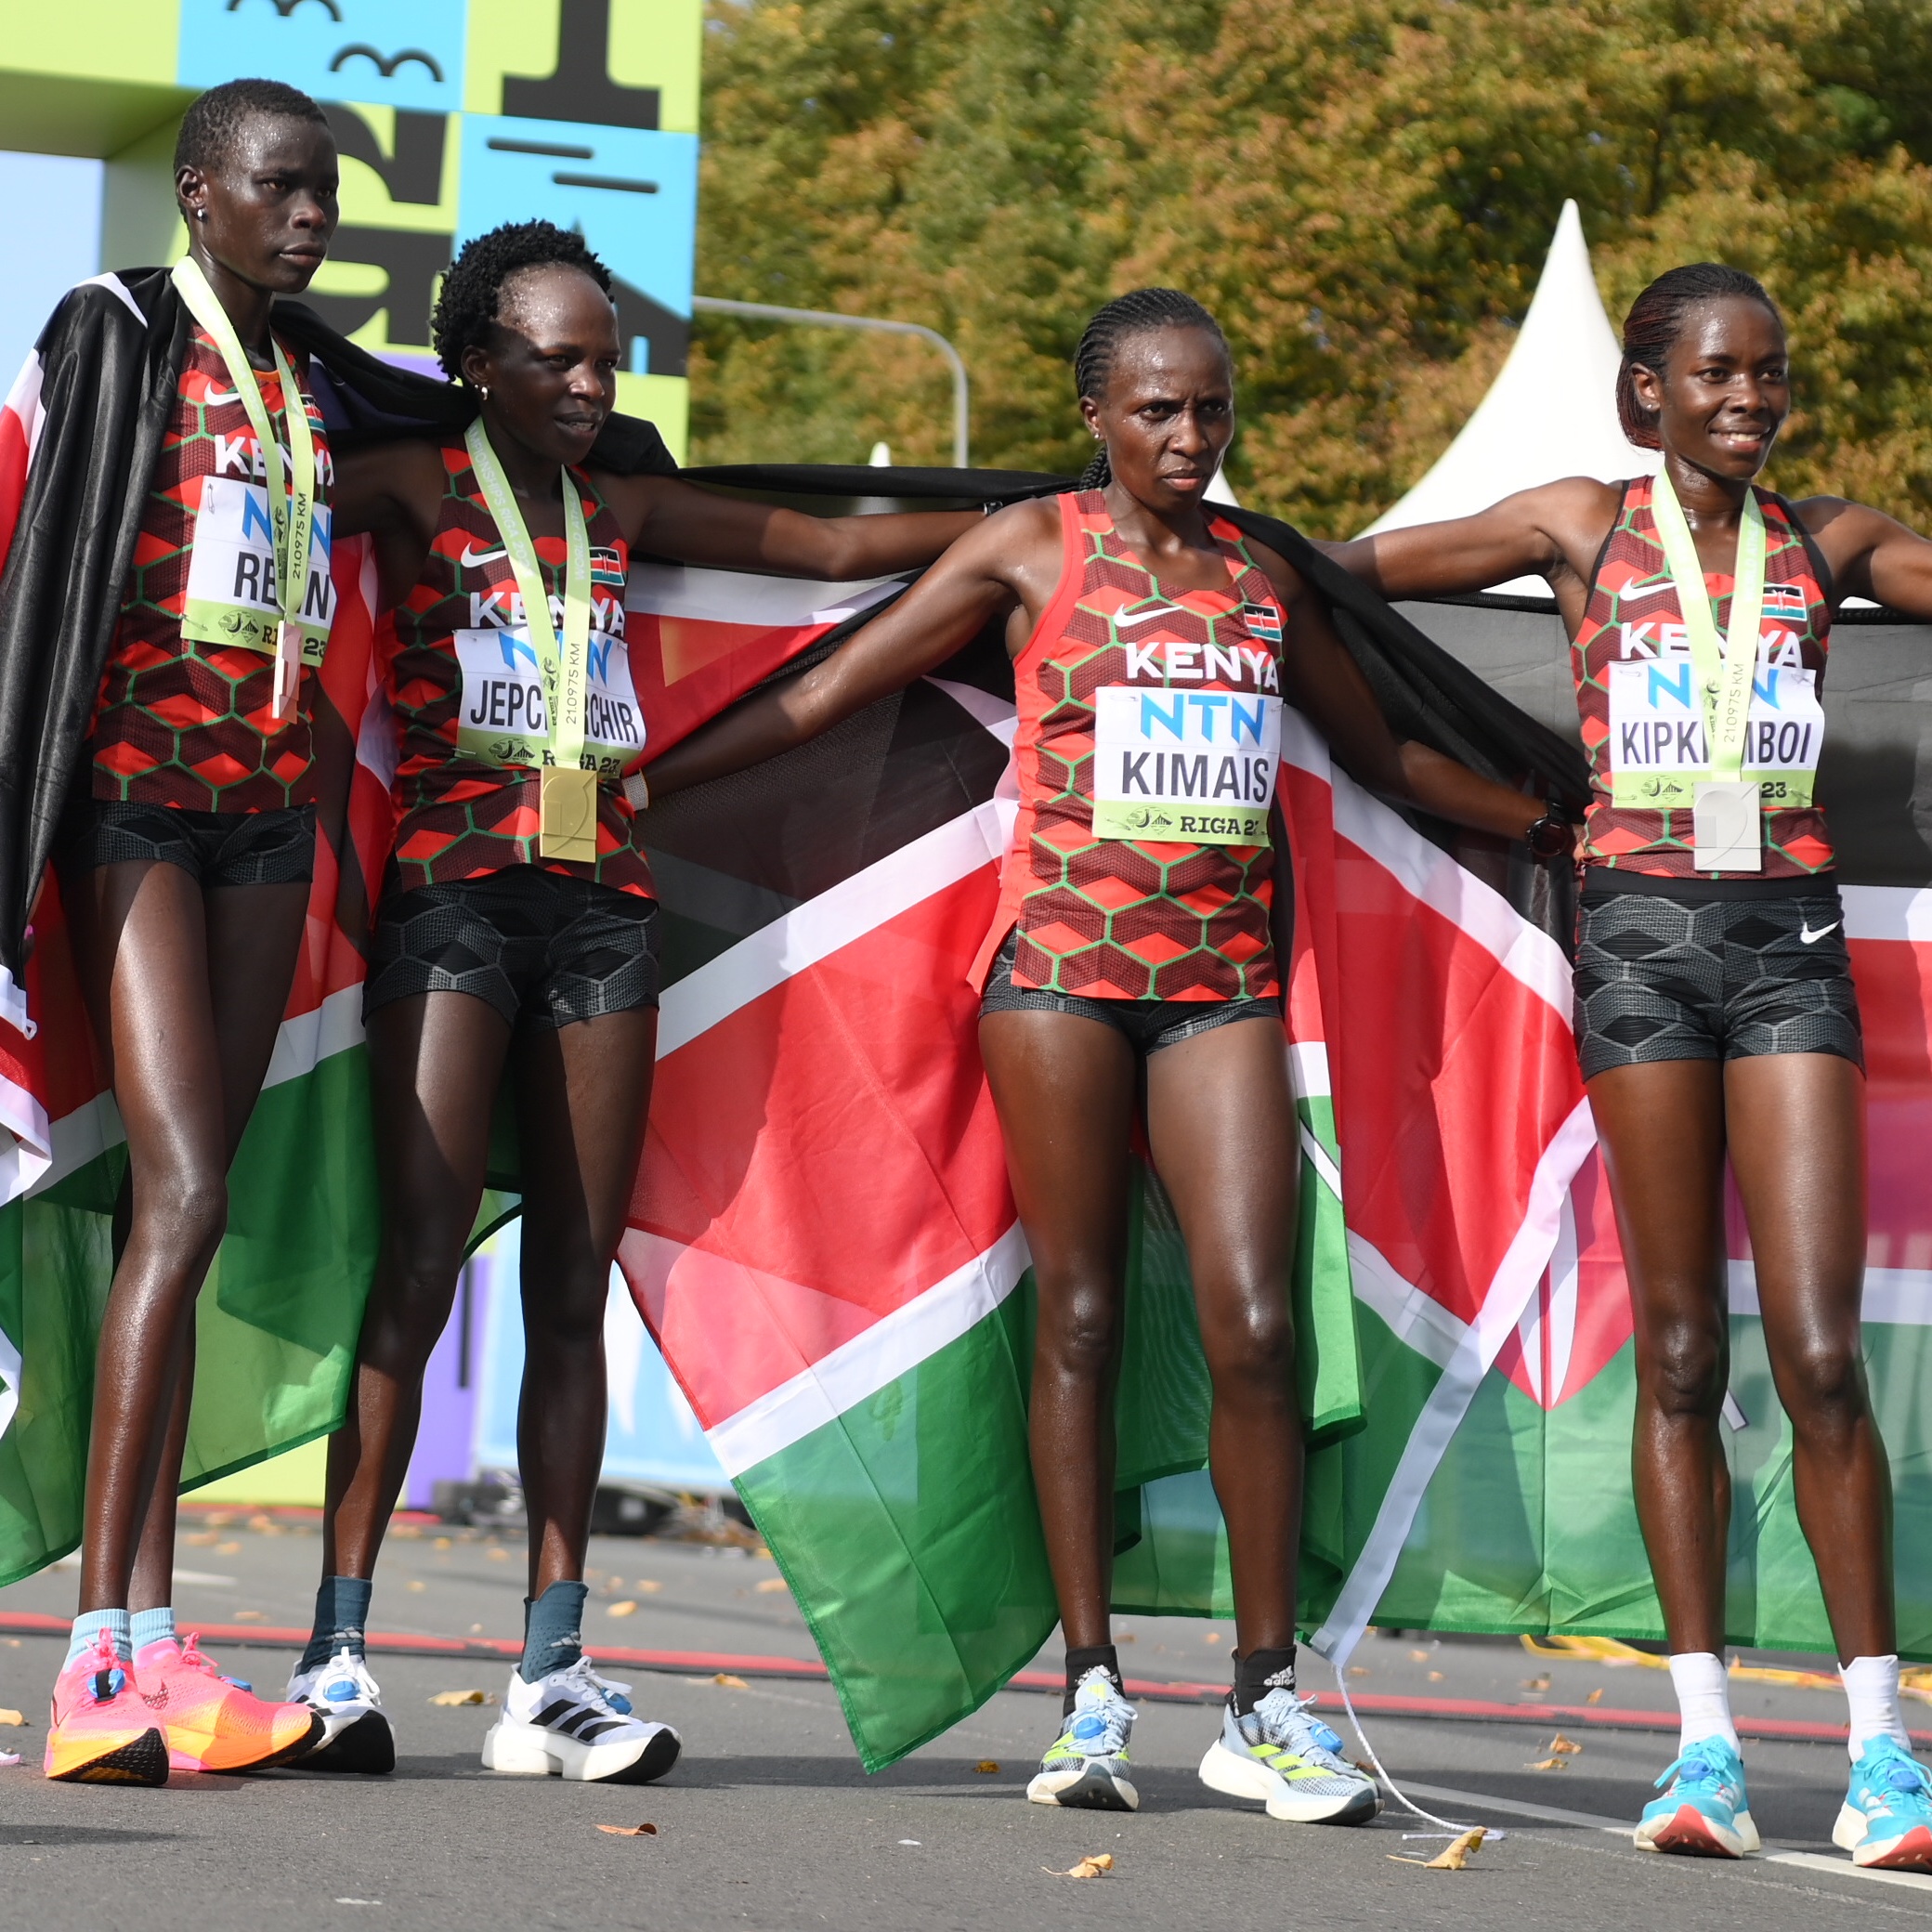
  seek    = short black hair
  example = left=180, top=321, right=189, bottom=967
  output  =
left=1617, top=264, right=1782, bottom=449
left=175, top=78, right=328, bottom=177
left=1074, top=288, right=1230, bottom=488
left=431, top=220, right=616, bottom=384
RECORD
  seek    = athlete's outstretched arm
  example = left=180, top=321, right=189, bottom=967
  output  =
left=1322, top=477, right=1619, bottom=602
left=591, top=470, right=983, bottom=581
left=644, top=501, right=1054, bottom=797
left=1261, top=550, right=1546, bottom=842
left=1794, top=495, right=1932, bottom=620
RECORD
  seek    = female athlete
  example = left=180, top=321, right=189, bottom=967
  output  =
left=643, top=287, right=1559, bottom=1821
left=1325, top=263, right=1932, bottom=1872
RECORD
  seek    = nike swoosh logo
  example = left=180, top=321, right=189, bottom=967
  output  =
left=461, top=543, right=509, bottom=569
left=1116, top=605, right=1187, bottom=628
left=1800, top=920, right=1840, bottom=945
left=205, top=386, right=242, bottom=406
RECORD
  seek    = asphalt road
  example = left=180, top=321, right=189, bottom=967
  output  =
left=3, top=1515, right=1927, bottom=1930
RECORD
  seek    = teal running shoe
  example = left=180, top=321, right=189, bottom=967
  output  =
left=1197, top=1688, right=1378, bottom=1824
left=1634, top=1738, right=1758, bottom=1858
left=1025, top=1667, right=1137, bottom=1811
left=1834, top=1737, right=1932, bottom=1871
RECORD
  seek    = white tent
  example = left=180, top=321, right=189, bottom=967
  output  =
left=1364, top=200, right=1657, bottom=594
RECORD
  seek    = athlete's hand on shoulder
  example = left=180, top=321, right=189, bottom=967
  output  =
left=332, top=439, right=452, bottom=610
left=588, top=470, right=983, bottom=581
left=1790, top=494, right=1932, bottom=619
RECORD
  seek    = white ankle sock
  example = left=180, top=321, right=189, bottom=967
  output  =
left=1668, top=1651, right=1740, bottom=1753
left=1842, top=1654, right=1911, bottom=1759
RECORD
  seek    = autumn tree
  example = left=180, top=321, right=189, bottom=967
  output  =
left=691, top=0, right=1932, bottom=534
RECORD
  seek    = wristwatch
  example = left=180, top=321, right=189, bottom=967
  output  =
left=1523, top=802, right=1573, bottom=861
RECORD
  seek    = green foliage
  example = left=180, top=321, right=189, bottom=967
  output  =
left=694, top=0, right=1932, bottom=533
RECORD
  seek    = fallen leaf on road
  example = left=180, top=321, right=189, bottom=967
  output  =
left=596, top=1821, right=659, bottom=1836
left=975, top=1761, right=999, bottom=1774
left=755, top=1577, right=789, bottom=1594
left=215, top=1541, right=241, bottom=1555
left=1347, top=1665, right=1370, bottom=1677
left=634, top=1579, right=662, bottom=1593
left=607, top=1600, right=638, bottom=1618
left=234, top=1610, right=265, bottom=1621
left=1044, top=1854, right=1114, bottom=1878
left=712, top=1674, right=750, bottom=1690
left=1203, top=1631, right=1221, bottom=1645
left=1586, top=1688, right=1604, bottom=1704
left=1409, top=1649, right=1431, bottom=1663
left=185, top=1531, right=218, bottom=1547
left=487, top=1547, right=508, bottom=1561
left=1548, top=1733, right=1582, bottom=1755
left=1524, top=1756, right=1569, bottom=1771
left=469, top=1624, right=484, bottom=1635
left=1428, top=1671, right=1445, bottom=1682
left=1389, top=1827, right=1486, bottom=1870
left=434, top=1536, right=452, bottom=1551
left=1521, top=1676, right=1550, bottom=1691
left=0, top=1708, right=27, bottom=1727
left=406, top=1581, right=426, bottom=1593
left=429, top=1690, right=491, bottom=1706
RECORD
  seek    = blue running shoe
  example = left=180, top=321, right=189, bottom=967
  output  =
left=1634, top=1738, right=1758, bottom=1858
left=1026, top=1666, right=1137, bottom=1811
left=1834, top=1737, right=1932, bottom=1871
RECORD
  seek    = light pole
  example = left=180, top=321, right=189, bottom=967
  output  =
left=691, top=294, right=971, bottom=468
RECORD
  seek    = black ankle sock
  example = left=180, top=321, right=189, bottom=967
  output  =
left=1232, top=1645, right=1297, bottom=1717
left=1063, top=1644, right=1123, bottom=1715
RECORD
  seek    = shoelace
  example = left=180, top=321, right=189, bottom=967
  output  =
left=555, top=1656, right=626, bottom=1718
left=84, top=1627, right=126, bottom=1703
left=1246, top=1688, right=1351, bottom=1768
left=1654, top=1750, right=1730, bottom=1794
left=1065, top=1675, right=1134, bottom=1756
left=176, top=1633, right=252, bottom=1691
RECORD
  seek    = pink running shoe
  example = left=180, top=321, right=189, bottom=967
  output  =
left=44, top=1628, right=168, bottom=1784
left=134, top=1633, right=322, bottom=1773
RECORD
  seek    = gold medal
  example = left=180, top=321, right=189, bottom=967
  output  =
left=539, top=765, right=599, bottom=864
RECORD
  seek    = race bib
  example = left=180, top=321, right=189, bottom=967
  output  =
left=455, top=617, right=645, bottom=774
left=182, top=476, right=333, bottom=663
left=1607, top=659, right=1824, bottom=810
left=1090, top=685, right=1279, bottom=844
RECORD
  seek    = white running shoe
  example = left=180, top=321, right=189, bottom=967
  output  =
left=480, top=1657, right=681, bottom=1784
left=285, top=1649, right=396, bottom=1774
left=1025, top=1666, right=1139, bottom=1811
left=1198, top=1687, right=1379, bottom=1824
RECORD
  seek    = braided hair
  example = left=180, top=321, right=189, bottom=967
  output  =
left=174, top=78, right=327, bottom=179
left=1617, top=264, right=1781, bottom=450
left=1074, top=289, right=1230, bottom=488
left=431, top=220, right=614, bottom=385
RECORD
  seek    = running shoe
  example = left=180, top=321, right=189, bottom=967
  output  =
left=1025, top=1666, right=1138, bottom=1811
left=1834, top=1737, right=1932, bottom=1871
left=1197, top=1688, right=1379, bottom=1824
left=480, top=1657, right=681, bottom=1783
left=285, top=1648, right=396, bottom=1773
left=43, top=1628, right=169, bottom=1785
left=135, top=1633, right=321, bottom=1773
left=1634, top=1738, right=1758, bottom=1858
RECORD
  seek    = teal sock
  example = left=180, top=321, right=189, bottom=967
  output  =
left=65, top=1608, right=131, bottom=1670
left=519, top=1581, right=588, bottom=1683
left=298, top=1575, right=372, bottom=1673
left=129, top=1606, right=176, bottom=1654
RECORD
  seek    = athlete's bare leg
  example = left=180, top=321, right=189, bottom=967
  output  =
left=321, top=990, right=512, bottom=1578
left=66, top=863, right=309, bottom=1614
left=979, top=1011, right=1138, bottom=1651
left=511, top=1008, right=657, bottom=1600
left=122, top=877, right=310, bottom=1612
left=1144, top=1016, right=1301, bottom=1655
left=1587, top=1051, right=1890, bottom=1663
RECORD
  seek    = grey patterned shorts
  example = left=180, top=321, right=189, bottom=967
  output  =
left=365, top=867, right=660, bottom=1029
left=1573, top=877, right=1863, bottom=1083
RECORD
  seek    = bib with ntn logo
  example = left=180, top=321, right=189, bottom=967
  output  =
left=1572, top=476, right=1834, bottom=880
left=975, top=489, right=1288, bottom=1002
left=88, top=323, right=333, bottom=811
left=382, top=442, right=652, bottom=898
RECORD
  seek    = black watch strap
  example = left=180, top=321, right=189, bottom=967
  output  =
left=1524, top=803, right=1573, bottom=860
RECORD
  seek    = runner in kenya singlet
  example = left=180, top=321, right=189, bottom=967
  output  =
left=1573, top=474, right=1835, bottom=878
left=382, top=442, right=652, bottom=896
left=980, top=489, right=1289, bottom=1000
left=89, top=323, right=335, bottom=809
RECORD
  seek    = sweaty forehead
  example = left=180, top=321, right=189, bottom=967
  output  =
left=1677, top=296, right=1785, bottom=362
left=1106, top=325, right=1232, bottom=398
left=216, top=116, right=336, bottom=177
left=494, top=266, right=620, bottom=346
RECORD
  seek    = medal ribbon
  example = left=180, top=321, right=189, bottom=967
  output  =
left=1649, top=466, right=1768, bottom=785
left=170, top=258, right=317, bottom=668
left=463, top=418, right=593, bottom=776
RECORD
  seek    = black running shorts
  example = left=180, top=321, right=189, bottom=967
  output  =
left=58, top=801, right=317, bottom=888
left=980, top=929, right=1281, bottom=1055
left=364, top=867, right=661, bottom=1029
left=1573, top=872, right=1863, bottom=1083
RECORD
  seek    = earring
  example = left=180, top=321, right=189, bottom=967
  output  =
left=478, top=385, right=490, bottom=402
left=196, top=209, right=207, bottom=222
